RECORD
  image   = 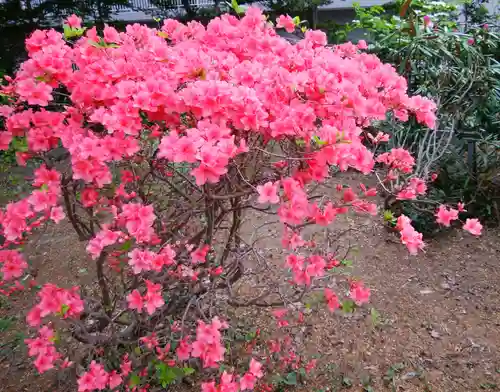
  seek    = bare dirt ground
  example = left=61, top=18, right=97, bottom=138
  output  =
left=1, top=174, right=500, bottom=392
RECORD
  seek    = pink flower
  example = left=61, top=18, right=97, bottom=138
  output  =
left=126, top=290, right=143, bottom=312
left=256, top=181, right=280, bottom=204
left=240, top=372, right=257, bottom=390
left=103, top=25, right=120, bottom=43
left=435, top=205, right=459, bottom=227
left=108, top=371, right=122, bottom=389
left=127, top=249, right=154, bottom=274
left=80, top=188, right=99, bottom=207
left=143, top=280, right=164, bottom=315
left=457, top=202, right=466, bottom=212
left=305, top=29, right=327, bottom=47
left=176, top=337, right=192, bottom=361
left=349, top=282, right=370, bottom=305
left=357, top=39, right=368, bottom=49
left=202, top=382, right=218, bottom=392
left=50, top=206, right=66, bottom=223
left=0, top=131, right=12, bottom=150
left=400, top=224, right=425, bottom=255
left=324, top=288, right=339, bottom=312
left=249, top=358, right=264, bottom=378
left=191, top=245, right=209, bottom=264
left=463, top=218, right=482, bottom=236
left=0, top=250, right=28, bottom=281
left=65, top=14, right=82, bottom=29
left=423, top=15, right=434, bottom=28
left=120, top=355, right=132, bottom=376
left=77, top=361, right=109, bottom=392
left=276, top=15, right=295, bottom=33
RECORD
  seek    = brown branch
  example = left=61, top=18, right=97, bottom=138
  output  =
left=96, top=252, right=112, bottom=320
left=62, top=182, right=88, bottom=241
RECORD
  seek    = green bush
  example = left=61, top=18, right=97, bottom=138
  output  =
left=340, top=0, right=500, bottom=233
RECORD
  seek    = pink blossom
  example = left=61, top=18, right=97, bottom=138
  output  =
left=463, top=218, right=482, bottom=236
left=249, top=358, right=264, bottom=378
left=324, top=288, right=340, bottom=312
left=77, top=361, right=109, bottom=392
left=108, top=371, right=122, bottom=389
left=357, top=39, right=368, bottom=50
left=240, top=372, right=257, bottom=390
left=0, top=131, right=13, bottom=150
left=50, top=206, right=65, bottom=223
left=423, top=15, right=434, bottom=28
left=65, top=14, right=82, bottom=29
left=103, top=25, right=120, bottom=43
left=143, top=280, right=164, bottom=315
left=0, top=250, right=28, bottom=281
left=349, top=282, right=370, bottom=305
left=126, top=290, right=143, bottom=312
left=176, top=337, right=192, bottom=361
left=435, top=205, right=459, bottom=227
left=276, top=15, right=295, bottom=33
left=256, top=181, right=280, bottom=204
left=191, top=245, right=209, bottom=264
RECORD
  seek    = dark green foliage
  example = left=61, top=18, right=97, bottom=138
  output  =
left=335, top=0, right=500, bottom=231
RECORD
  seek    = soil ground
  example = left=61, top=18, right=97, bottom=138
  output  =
left=1, top=174, right=500, bottom=392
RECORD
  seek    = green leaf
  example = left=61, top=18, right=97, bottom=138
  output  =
left=63, top=25, right=86, bottom=39
left=230, top=0, right=244, bottom=14
left=0, top=317, right=14, bottom=332
left=370, top=308, right=380, bottom=326
left=121, top=239, right=133, bottom=251
left=58, top=304, right=70, bottom=316
left=341, top=299, right=356, bottom=313
left=383, top=210, right=394, bottom=222
left=284, top=372, right=297, bottom=385
left=129, top=373, right=141, bottom=387
left=183, top=367, right=195, bottom=376
left=12, top=137, right=28, bottom=152
left=341, top=259, right=353, bottom=267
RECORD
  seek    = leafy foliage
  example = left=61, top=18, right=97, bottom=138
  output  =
left=341, top=0, right=500, bottom=231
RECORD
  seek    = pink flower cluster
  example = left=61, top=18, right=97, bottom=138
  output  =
left=0, top=165, right=62, bottom=242
left=158, top=120, right=248, bottom=185
left=286, top=253, right=327, bottom=286
left=118, top=203, right=157, bottom=243
left=127, top=246, right=176, bottom=274
left=201, top=359, right=264, bottom=392
left=435, top=205, right=459, bottom=227
left=27, top=283, right=84, bottom=327
left=349, top=281, right=370, bottom=305
left=0, top=249, right=28, bottom=281
left=86, top=229, right=121, bottom=259
left=397, top=177, right=427, bottom=200
left=191, top=317, right=227, bottom=368
left=126, top=279, right=164, bottom=314
left=376, top=148, right=415, bottom=174
left=395, top=215, right=425, bottom=255
left=25, top=326, right=59, bottom=373
left=77, top=361, right=124, bottom=392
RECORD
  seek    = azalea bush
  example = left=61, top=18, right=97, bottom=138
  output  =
left=0, top=9, right=483, bottom=392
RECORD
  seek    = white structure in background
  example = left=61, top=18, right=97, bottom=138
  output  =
left=17, top=0, right=500, bottom=24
